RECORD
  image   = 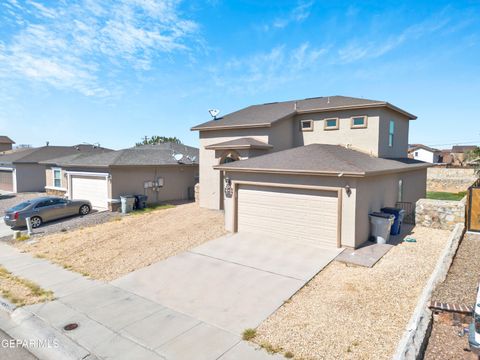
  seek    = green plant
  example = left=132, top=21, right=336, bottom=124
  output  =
left=260, top=341, right=282, bottom=354
left=131, top=204, right=175, bottom=215
left=136, top=136, right=182, bottom=146
left=242, top=328, right=257, bottom=341
left=16, top=234, right=30, bottom=241
left=427, top=191, right=467, bottom=201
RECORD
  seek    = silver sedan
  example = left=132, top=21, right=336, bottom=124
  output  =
left=4, top=196, right=92, bottom=228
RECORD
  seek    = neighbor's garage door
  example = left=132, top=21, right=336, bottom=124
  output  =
left=71, top=175, right=108, bottom=210
left=0, top=170, right=13, bottom=192
left=237, top=185, right=339, bottom=248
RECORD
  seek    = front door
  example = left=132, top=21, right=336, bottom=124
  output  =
left=468, top=186, right=480, bottom=232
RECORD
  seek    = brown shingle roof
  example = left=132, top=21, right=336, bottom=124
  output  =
left=0, top=136, right=14, bottom=144
left=0, top=145, right=111, bottom=165
left=215, top=144, right=429, bottom=176
left=192, top=96, right=416, bottom=131
left=48, top=143, right=199, bottom=167
left=205, top=138, right=273, bottom=150
left=451, top=145, right=478, bottom=153
left=408, top=144, right=440, bottom=153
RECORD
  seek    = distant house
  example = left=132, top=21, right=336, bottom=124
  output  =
left=0, top=136, right=15, bottom=152
left=408, top=144, right=441, bottom=163
left=41, top=143, right=199, bottom=211
left=440, top=145, right=479, bottom=166
left=0, top=145, right=111, bottom=193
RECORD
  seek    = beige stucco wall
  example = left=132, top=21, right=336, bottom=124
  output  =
left=221, top=171, right=358, bottom=248
left=293, top=108, right=381, bottom=155
left=0, top=144, right=12, bottom=152
left=377, top=108, right=410, bottom=158
left=355, top=168, right=427, bottom=245
left=110, top=165, right=198, bottom=204
left=199, top=128, right=271, bottom=209
left=15, top=164, right=47, bottom=192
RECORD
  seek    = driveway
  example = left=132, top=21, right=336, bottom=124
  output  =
left=112, top=232, right=343, bottom=334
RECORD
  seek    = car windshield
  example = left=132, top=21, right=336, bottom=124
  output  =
left=8, top=201, right=32, bottom=212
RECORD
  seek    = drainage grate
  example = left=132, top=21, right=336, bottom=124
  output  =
left=63, top=323, right=79, bottom=331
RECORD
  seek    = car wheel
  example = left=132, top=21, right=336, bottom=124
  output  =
left=79, top=204, right=91, bottom=215
left=30, top=216, right=42, bottom=228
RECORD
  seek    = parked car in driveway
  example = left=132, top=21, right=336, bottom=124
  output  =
left=3, top=197, right=91, bottom=228
left=470, top=283, right=480, bottom=356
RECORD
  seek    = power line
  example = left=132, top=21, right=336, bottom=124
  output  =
left=425, top=140, right=479, bottom=147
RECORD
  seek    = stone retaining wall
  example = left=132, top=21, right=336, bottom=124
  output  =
left=415, top=198, right=466, bottom=231
left=427, top=167, right=477, bottom=193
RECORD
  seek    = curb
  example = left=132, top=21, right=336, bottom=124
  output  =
left=0, top=304, right=99, bottom=360
left=392, top=223, right=465, bottom=360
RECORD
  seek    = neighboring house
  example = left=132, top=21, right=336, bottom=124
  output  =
left=41, top=143, right=199, bottom=211
left=408, top=144, right=441, bottom=163
left=192, top=95, right=429, bottom=249
left=0, top=136, right=15, bottom=152
left=0, top=144, right=109, bottom=193
left=440, top=145, right=479, bottom=166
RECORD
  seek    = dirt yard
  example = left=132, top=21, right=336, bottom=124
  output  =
left=0, top=266, right=53, bottom=306
left=15, top=203, right=226, bottom=281
left=253, top=227, right=451, bottom=360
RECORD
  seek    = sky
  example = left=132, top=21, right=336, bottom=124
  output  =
left=0, top=0, right=479, bottom=150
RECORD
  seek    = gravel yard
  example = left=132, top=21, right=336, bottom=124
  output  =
left=253, top=227, right=451, bottom=360
left=432, top=232, right=480, bottom=305
left=15, top=203, right=225, bottom=281
left=424, top=232, right=480, bottom=359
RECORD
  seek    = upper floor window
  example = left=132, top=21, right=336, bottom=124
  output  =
left=388, top=120, right=395, bottom=147
left=53, top=168, right=61, bottom=188
left=324, top=118, right=339, bottom=130
left=351, top=116, right=367, bottom=129
left=300, top=119, right=313, bottom=131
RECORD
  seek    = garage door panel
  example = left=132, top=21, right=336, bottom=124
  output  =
left=71, top=175, right=108, bottom=210
left=0, top=170, right=13, bottom=192
left=237, top=185, right=338, bottom=248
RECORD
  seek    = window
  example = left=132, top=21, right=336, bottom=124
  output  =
left=414, top=151, right=419, bottom=157
left=300, top=119, right=313, bottom=131
left=388, top=120, right=395, bottom=147
left=324, top=118, right=339, bottom=130
left=35, top=200, right=54, bottom=209
left=351, top=116, right=367, bottom=129
left=398, top=179, right=403, bottom=202
left=53, top=168, right=61, bottom=188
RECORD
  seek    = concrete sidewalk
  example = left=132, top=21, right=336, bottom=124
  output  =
left=0, top=242, right=282, bottom=360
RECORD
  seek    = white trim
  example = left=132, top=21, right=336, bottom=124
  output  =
left=0, top=167, right=14, bottom=171
left=52, top=167, right=62, bottom=188
left=12, top=168, right=17, bottom=193
left=65, top=171, right=109, bottom=177
left=45, top=186, right=68, bottom=192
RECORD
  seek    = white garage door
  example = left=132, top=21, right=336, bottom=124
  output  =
left=237, top=185, right=339, bottom=248
left=71, top=175, right=108, bottom=210
left=0, top=170, right=13, bottom=192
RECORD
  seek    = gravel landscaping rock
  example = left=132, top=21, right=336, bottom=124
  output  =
left=253, top=227, right=451, bottom=360
left=15, top=203, right=225, bottom=281
left=432, top=232, right=480, bottom=305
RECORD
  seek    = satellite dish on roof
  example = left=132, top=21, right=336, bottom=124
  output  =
left=190, top=155, right=197, bottom=162
left=208, top=109, right=220, bottom=120
left=173, top=153, right=183, bottom=161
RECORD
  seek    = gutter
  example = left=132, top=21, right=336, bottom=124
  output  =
left=212, top=166, right=366, bottom=177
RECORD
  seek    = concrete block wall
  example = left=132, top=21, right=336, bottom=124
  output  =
left=427, top=167, right=477, bottom=193
left=415, top=198, right=466, bottom=230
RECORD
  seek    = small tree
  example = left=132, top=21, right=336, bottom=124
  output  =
left=467, top=147, right=480, bottom=177
left=136, top=136, right=182, bottom=146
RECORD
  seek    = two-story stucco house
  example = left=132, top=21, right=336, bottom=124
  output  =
left=192, top=96, right=430, bottom=249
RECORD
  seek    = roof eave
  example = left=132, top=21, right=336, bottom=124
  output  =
left=191, top=123, right=272, bottom=131
left=364, top=163, right=432, bottom=177
left=213, top=166, right=365, bottom=177
left=205, top=144, right=273, bottom=150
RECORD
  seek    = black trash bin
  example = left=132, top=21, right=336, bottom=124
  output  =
left=134, top=195, right=148, bottom=210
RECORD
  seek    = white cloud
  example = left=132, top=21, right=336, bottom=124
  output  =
left=266, top=1, right=314, bottom=30
left=210, top=42, right=327, bottom=94
left=0, top=0, right=197, bottom=96
left=337, top=11, right=452, bottom=63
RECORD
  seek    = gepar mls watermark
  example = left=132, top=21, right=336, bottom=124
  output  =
left=1, top=338, right=60, bottom=349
